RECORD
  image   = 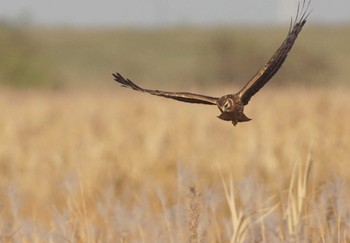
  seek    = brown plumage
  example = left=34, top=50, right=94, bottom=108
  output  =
left=113, top=1, right=311, bottom=126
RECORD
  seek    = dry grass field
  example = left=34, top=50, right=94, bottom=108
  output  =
left=0, top=86, right=349, bottom=242
left=1, top=22, right=350, bottom=242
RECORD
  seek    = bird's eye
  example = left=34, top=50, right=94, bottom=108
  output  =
left=224, top=101, right=230, bottom=110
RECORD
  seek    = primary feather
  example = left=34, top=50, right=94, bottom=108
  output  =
left=113, top=73, right=218, bottom=105
left=238, top=0, right=311, bottom=105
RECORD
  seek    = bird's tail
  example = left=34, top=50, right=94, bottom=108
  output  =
left=239, top=113, right=252, bottom=122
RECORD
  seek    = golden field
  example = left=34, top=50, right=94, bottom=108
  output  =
left=0, top=86, right=349, bottom=242
left=1, top=22, right=350, bottom=242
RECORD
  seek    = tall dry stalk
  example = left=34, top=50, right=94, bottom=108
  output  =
left=221, top=174, right=250, bottom=243
left=77, top=162, right=92, bottom=243
left=185, top=186, right=202, bottom=243
left=284, top=152, right=313, bottom=240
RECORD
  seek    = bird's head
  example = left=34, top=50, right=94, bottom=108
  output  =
left=217, top=97, right=234, bottom=113
left=216, top=95, right=250, bottom=125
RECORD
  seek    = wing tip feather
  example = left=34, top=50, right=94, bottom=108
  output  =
left=112, top=72, right=143, bottom=91
left=238, top=1, right=312, bottom=106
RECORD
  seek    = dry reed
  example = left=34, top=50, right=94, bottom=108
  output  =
left=0, top=86, right=349, bottom=242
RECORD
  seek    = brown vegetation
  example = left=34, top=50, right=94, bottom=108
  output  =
left=0, top=86, right=349, bottom=242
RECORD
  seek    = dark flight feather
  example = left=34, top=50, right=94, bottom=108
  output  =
left=238, top=0, right=311, bottom=105
left=113, top=73, right=218, bottom=105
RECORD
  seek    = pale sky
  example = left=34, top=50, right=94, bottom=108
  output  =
left=1, top=0, right=349, bottom=27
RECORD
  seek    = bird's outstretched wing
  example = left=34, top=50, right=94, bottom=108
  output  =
left=238, top=0, right=311, bottom=105
left=113, top=72, right=218, bottom=105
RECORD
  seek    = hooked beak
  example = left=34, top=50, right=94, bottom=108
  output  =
left=218, top=105, right=225, bottom=112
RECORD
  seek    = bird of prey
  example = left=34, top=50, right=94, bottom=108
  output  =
left=113, top=1, right=311, bottom=126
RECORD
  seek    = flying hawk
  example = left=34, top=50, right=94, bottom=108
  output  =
left=113, top=1, right=311, bottom=126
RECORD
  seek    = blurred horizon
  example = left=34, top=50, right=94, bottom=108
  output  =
left=1, top=0, right=350, bottom=27
left=1, top=0, right=350, bottom=89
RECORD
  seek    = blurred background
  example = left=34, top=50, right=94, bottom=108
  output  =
left=1, top=0, right=349, bottom=89
left=1, top=1, right=350, bottom=241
